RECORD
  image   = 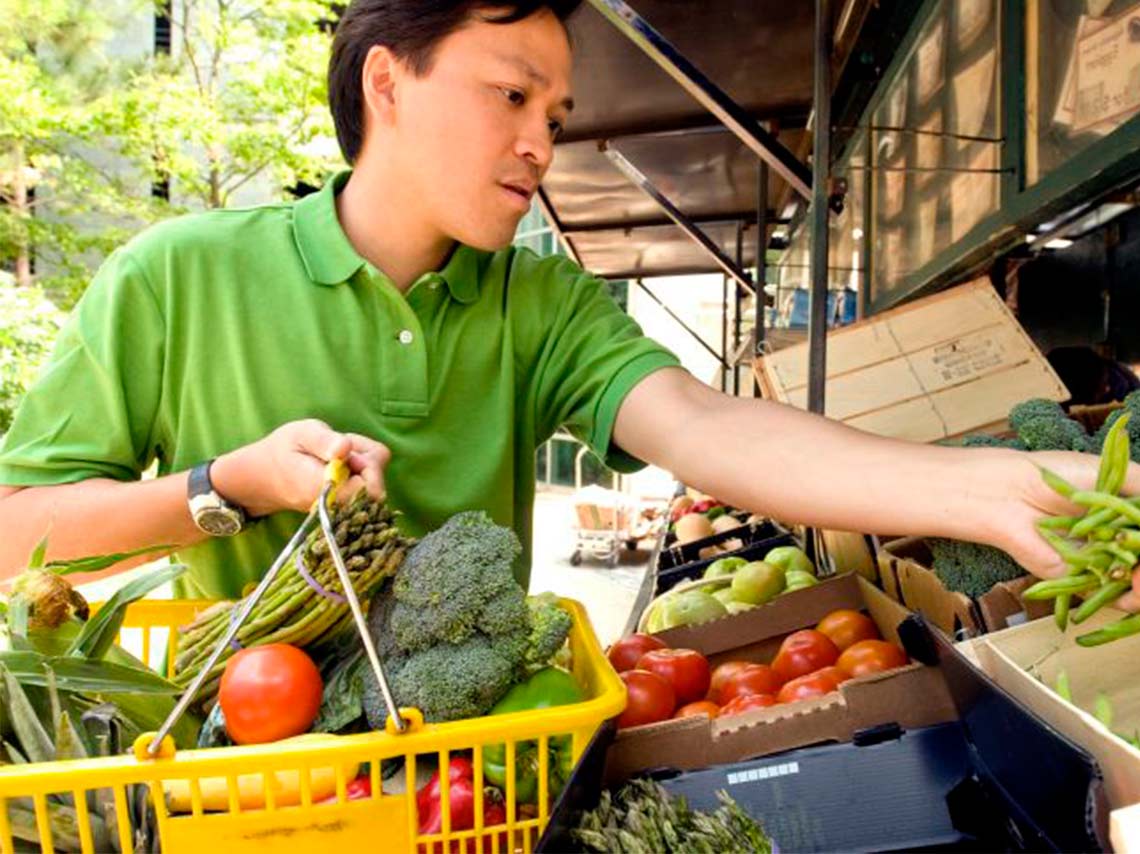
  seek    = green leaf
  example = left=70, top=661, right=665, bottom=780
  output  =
left=7, top=596, right=29, bottom=646
left=0, top=652, right=181, bottom=695
left=0, top=665, right=54, bottom=763
left=27, top=530, right=50, bottom=570
left=45, top=544, right=175, bottom=577
left=66, top=563, right=186, bottom=660
left=53, top=710, right=88, bottom=762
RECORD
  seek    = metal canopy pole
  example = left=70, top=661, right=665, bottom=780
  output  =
left=756, top=150, right=769, bottom=359
left=807, top=0, right=832, bottom=415
left=601, top=142, right=756, bottom=295
left=721, top=274, right=729, bottom=392
left=733, top=221, right=744, bottom=396
left=636, top=279, right=730, bottom=368
left=588, top=0, right=813, bottom=201
left=534, top=186, right=581, bottom=265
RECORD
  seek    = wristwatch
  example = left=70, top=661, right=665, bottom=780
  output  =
left=188, top=460, right=248, bottom=536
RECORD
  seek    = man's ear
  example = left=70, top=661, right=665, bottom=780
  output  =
left=361, top=45, right=399, bottom=127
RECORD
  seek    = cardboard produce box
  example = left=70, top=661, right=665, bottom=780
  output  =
left=878, top=536, right=1051, bottom=638
left=540, top=592, right=1106, bottom=852
left=754, top=279, right=1068, bottom=442
left=973, top=609, right=1140, bottom=817
left=604, top=575, right=958, bottom=783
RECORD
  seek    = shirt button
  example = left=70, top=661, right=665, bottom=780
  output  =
left=398, top=329, right=414, bottom=345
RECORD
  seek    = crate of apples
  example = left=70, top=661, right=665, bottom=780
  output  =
left=606, top=609, right=909, bottom=728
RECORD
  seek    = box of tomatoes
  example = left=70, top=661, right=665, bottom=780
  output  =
left=538, top=575, right=1106, bottom=852
left=603, top=574, right=957, bottom=781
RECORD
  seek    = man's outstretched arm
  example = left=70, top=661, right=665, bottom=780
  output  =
left=613, top=367, right=1140, bottom=592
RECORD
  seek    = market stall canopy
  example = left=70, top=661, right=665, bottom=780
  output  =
left=543, top=0, right=885, bottom=280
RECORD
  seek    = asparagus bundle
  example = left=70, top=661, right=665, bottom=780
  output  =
left=172, top=492, right=412, bottom=707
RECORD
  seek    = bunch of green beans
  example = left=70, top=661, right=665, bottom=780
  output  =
left=1027, top=413, right=1140, bottom=646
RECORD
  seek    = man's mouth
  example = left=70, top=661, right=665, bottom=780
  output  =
left=500, top=182, right=536, bottom=206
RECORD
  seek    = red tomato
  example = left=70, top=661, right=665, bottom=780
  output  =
left=674, top=700, right=720, bottom=720
left=219, top=644, right=322, bottom=745
left=617, top=670, right=676, bottom=728
left=720, top=693, right=778, bottom=716
left=815, top=665, right=852, bottom=685
left=837, top=640, right=908, bottom=678
left=771, top=630, right=840, bottom=684
left=708, top=660, right=753, bottom=702
left=635, top=648, right=711, bottom=706
left=607, top=634, right=667, bottom=673
left=816, top=609, right=881, bottom=652
left=776, top=670, right=841, bottom=704
left=720, top=664, right=783, bottom=703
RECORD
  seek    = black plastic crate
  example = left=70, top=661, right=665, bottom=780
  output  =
left=653, top=530, right=796, bottom=597
left=537, top=614, right=1105, bottom=853
left=658, top=516, right=781, bottom=570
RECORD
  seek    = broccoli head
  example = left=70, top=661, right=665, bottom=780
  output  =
left=1093, top=396, right=1140, bottom=460
left=1017, top=414, right=1090, bottom=452
left=928, top=538, right=1025, bottom=599
left=362, top=512, right=573, bottom=726
left=1008, top=398, right=1067, bottom=432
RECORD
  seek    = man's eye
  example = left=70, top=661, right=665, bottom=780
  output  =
left=548, top=119, right=564, bottom=139
left=501, top=87, right=525, bottom=106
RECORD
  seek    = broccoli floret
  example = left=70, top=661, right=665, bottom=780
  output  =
left=388, top=511, right=521, bottom=650
left=362, top=512, right=573, bottom=725
left=1093, top=398, right=1140, bottom=461
left=363, top=637, right=518, bottom=728
left=1009, top=398, right=1067, bottom=432
left=1017, top=414, right=1090, bottom=452
left=928, top=538, right=1026, bottom=599
left=523, top=592, right=574, bottom=671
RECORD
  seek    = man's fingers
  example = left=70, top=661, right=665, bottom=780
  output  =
left=1123, top=461, right=1140, bottom=498
left=1115, top=589, right=1140, bottom=613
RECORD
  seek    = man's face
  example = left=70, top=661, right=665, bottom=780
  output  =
left=384, top=9, right=574, bottom=250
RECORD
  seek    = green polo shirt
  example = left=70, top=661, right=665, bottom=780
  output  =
left=0, top=171, right=680, bottom=599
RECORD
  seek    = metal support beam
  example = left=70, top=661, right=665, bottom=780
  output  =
left=602, top=142, right=756, bottom=295
left=534, top=186, right=581, bottom=266
left=636, top=279, right=729, bottom=369
left=807, top=0, right=832, bottom=415
left=588, top=0, right=813, bottom=201
left=563, top=211, right=785, bottom=234
left=733, top=221, right=744, bottom=396
left=756, top=148, right=769, bottom=361
left=721, top=274, right=729, bottom=392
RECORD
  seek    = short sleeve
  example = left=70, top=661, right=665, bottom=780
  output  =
left=527, top=256, right=681, bottom=472
left=0, top=249, right=165, bottom=485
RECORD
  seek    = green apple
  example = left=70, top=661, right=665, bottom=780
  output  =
left=704, top=556, right=747, bottom=579
left=764, top=546, right=816, bottom=577
left=784, top=569, right=819, bottom=592
left=730, top=561, right=786, bottom=605
left=660, top=590, right=728, bottom=629
left=713, top=587, right=736, bottom=605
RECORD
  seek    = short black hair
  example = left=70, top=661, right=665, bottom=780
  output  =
left=328, top=0, right=581, bottom=164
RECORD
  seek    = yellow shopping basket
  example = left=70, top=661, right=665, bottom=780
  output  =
left=0, top=597, right=624, bottom=854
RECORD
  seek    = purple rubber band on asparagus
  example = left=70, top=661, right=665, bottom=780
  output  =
left=294, top=549, right=347, bottom=604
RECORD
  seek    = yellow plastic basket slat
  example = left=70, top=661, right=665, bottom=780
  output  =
left=0, top=598, right=622, bottom=853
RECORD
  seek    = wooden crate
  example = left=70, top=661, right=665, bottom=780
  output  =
left=754, top=280, right=1069, bottom=442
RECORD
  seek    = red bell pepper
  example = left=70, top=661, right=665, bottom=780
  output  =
left=316, top=773, right=372, bottom=804
left=417, top=757, right=509, bottom=852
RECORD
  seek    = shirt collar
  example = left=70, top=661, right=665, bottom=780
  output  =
left=293, top=169, right=482, bottom=305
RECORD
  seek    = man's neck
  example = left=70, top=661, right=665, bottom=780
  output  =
left=335, top=165, right=455, bottom=292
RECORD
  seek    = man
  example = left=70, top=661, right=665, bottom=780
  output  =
left=0, top=1, right=1135, bottom=606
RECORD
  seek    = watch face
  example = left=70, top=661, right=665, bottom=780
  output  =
left=197, top=507, right=243, bottom=537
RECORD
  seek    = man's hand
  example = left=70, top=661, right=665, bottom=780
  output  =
left=988, top=449, right=1140, bottom=611
left=212, top=419, right=390, bottom=517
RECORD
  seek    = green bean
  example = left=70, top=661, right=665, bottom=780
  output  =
left=1118, top=530, right=1140, bottom=552
left=1097, top=413, right=1132, bottom=495
left=1055, top=669, right=1072, bottom=702
left=1072, top=491, right=1140, bottom=526
left=1037, top=515, right=1081, bottom=532
left=1072, top=506, right=1119, bottom=539
left=1077, top=613, right=1140, bottom=647
left=1091, top=527, right=1118, bottom=542
left=1023, top=573, right=1099, bottom=600
left=1055, top=593, right=1071, bottom=632
left=1072, top=580, right=1130, bottom=624
left=1040, top=467, right=1078, bottom=499
left=1040, top=529, right=1082, bottom=560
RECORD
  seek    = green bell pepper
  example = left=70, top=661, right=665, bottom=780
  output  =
left=482, top=667, right=583, bottom=805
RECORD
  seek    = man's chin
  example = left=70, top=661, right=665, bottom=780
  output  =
left=453, top=226, right=519, bottom=253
